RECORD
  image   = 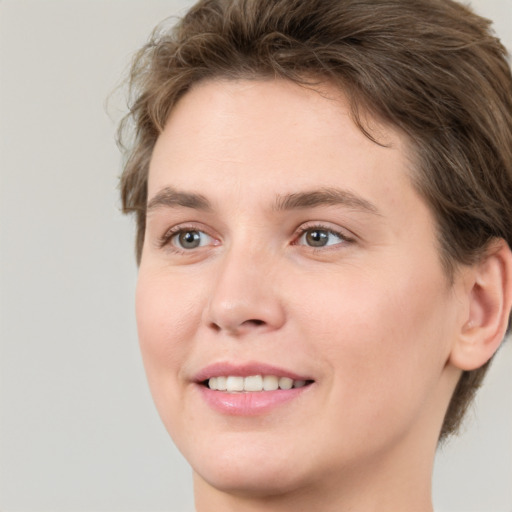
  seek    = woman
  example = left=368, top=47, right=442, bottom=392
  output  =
left=119, top=0, right=512, bottom=510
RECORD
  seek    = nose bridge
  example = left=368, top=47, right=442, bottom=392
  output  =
left=205, top=238, right=285, bottom=334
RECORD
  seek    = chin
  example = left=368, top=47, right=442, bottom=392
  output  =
left=187, top=434, right=313, bottom=498
left=196, top=464, right=307, bottom=499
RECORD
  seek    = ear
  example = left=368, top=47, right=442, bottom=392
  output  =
left=449, top=239, right=512, bottom=371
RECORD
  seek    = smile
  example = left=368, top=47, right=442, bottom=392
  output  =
left=195, top=363, right=314, bottom=415
left=207, top=375, right=310, bottom=392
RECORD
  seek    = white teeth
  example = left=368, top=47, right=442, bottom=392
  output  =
left=244, top=375, right=263, bottom=391
left=278, top=377, right=293, bottom=390
left=226, top=376, right=244, bottom=392
left=216, top=376, right=227, bottom=391
left=263, top=375, right=279, bottom=391
left=207, top=375, right=309, bottom=392
left=208, top=376, right=227, bottom=390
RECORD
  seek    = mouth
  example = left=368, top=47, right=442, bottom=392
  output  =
left=202, top=375, right=314, bottom=392
left=194, top=362, right=315, bottom=415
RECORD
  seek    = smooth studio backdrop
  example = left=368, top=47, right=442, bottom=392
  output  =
left=0, top=1, right=511, bottom=510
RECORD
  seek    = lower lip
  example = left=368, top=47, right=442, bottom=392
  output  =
left=197, top=384, right=311, bottom=416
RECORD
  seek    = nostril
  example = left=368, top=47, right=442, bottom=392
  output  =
left=207, top=319, right=265, bottom=332
left=209, top=322, right=222, bottom=332
left=244, top=319, right=265, bottom=327
left=208, top=318, right=266, bottom=335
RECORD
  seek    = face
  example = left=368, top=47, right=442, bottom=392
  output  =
left=137, top=79, right=464, bottom=499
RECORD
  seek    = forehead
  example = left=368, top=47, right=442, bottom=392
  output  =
left=147, top=78, right=419, bottom=219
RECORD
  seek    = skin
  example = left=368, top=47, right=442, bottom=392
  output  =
left=136, top=79, right=473, bottom=511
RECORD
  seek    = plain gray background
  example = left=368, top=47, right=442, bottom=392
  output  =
left=0, top=1, right=511, bottom=511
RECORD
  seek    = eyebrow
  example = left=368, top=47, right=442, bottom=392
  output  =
left=273, top=188, right=380, bottom=215
left=147, top=185, right=380, bottom=216
left=147, top=187, right=212, bottom=212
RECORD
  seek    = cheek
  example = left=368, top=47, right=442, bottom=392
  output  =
left=295, top=265, right=454, bottom=429
left=136, top=267, right=204, bottom=345
left=134, top=270, right=202, bottom=418
left=320, top=259, right=451, bottom=350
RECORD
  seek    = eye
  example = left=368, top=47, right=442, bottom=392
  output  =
left=171, top=229, right=213, bottom=250
left=297, top=227, right=347, bottom=248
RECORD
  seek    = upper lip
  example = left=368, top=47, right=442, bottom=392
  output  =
left=193, top=361, right=313, bottom=383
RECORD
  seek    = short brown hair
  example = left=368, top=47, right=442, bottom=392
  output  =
left=118, top=0, right=512, bottom=439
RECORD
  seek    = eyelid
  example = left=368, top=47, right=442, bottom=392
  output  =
left=292, top=222, right=355, bottom=248
left=157, top=222, right=220, bottom=251
left=155, top=220, right=355, bottom=254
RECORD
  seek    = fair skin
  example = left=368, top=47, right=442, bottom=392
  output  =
left=136, top=79, right=512, bottom=512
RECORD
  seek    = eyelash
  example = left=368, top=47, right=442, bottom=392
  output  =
left=158, top=222, right=354, bottom=255
left=158, top=224, right=216, bottom=253
left=293, top=223, right=354, bottom=250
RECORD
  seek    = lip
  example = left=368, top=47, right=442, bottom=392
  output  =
left=193, top=361, right=314, bottom=416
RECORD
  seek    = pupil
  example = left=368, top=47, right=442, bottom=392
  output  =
left=179, top=231, right=200, bottom=248
left=306, top=229, right=328, bottom=247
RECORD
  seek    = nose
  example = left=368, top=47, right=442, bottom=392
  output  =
left=204, top=246, right=286, bottom=336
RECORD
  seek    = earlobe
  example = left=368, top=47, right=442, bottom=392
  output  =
left=449, top=239, right=512, bottom=371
